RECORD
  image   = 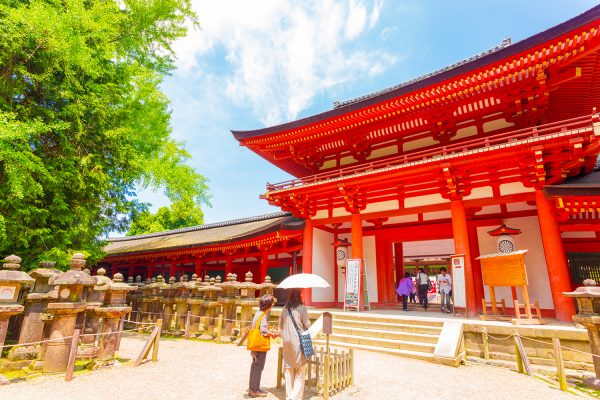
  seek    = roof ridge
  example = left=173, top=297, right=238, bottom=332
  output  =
left=333, top=38, right=512, bottom=109
left=108, top=212, right=292, bottom=242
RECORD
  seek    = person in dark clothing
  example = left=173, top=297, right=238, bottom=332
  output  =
left=416, top=268, right=430, bottom=309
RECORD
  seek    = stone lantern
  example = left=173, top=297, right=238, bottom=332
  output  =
left=43, top=253, right=96, bottom=373
left=217, top=273, right=240, bottom=339
left=159, top=276, right=178, bottom=332
left=80, top=268, right=112, bottom=349
left=172, top=275, right=194, bottom=334
left=260, top=276, right=277, bottom=298
left=237, top=271, right=260, bottom=337
left=186, top=275, right=204, bottom=336
left=0, top=255, right=34, bottom=350
left=203, top=277, right=223, bottom=335
left=563, top=279, right=600, bottom=389
left=127, top=275, right=145, bottom=323
left=18, top=261, right=60, bottom=345
left=93, top=273, right=136, bottom=364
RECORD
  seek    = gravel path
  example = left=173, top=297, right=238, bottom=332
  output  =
left=1, top=335, right=577, bottom=400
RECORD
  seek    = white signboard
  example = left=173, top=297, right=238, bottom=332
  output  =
left=344, top=259, right=361, bottom=310
left=450, top=255, right=466, bottom=308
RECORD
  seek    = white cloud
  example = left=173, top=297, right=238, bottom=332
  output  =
left=172, top=0, right=395, bottom=126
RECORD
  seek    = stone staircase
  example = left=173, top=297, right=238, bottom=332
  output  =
left=312, top=311, right=445, bottom=362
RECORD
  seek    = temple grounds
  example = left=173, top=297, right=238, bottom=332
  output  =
left=1, top=335, right=578, bottom=400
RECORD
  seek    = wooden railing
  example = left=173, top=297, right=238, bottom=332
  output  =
left=276, top=345, right=354, bottom=396
left=266, top=113, right=599, bottom=192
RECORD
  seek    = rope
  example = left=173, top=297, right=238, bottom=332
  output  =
left=0, top=324, right=156, bottom=350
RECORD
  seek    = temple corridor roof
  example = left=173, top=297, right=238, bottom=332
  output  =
left=104, top=212, right=304, bottom=256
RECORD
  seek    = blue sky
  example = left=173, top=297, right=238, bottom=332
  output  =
left=141, top=0, right=598, bottom=224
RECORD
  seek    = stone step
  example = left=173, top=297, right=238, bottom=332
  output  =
left=318, top=333, right=437, bottom=353
left=332, top=326, right=439, bottom=344
left=333, top=319, right=443, bottom=335
left=313, top=339, right=435, bottom=362
left=329, top=314, right=445, bottom=327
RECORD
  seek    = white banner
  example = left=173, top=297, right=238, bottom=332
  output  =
left=345, top=259, right=361, bottom=309
left=451, top=255, right=466, bottom=308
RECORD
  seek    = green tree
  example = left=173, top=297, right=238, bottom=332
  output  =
left=128, top=199, right=204, bottom=236
left=0, top=0, right=209, bottom=269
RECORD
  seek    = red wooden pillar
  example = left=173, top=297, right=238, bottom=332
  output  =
left=128, top=265, right=134, bottom=279
left=225, top=256, right=233, bottom=276
left=394, top=242, right=404, bottom=286
left=535, top=189, right=576, bottom=322
left=351, top=213, right=364, bottom=308
left=195, top=257, right=202, bottom=278
left=451, top=199, right=477, bottom=317
left=259, top=253, right=268, bottom=283
left=467, top=222, right=485, bottom=312
left=169, top=263, right=176, bottom=280
left=147, top=263, right=155, bottom=280
left=333, top=232, right=339, bottom=307
left=302, top=218, right=313, bottom=305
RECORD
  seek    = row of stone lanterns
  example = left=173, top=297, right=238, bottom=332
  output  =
left=0, top=253, right=138, bottom=381
left=124, top=271, right=277, bottom=341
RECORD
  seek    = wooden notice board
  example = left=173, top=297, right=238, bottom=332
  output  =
left=479, top=251, right=528, bottom=287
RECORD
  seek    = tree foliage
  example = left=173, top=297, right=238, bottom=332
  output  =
left=0, top=0, right=209, bottom=269
left=128, top=199, right=204, bottom=236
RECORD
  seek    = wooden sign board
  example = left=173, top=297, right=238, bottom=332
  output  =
left=479, top=252, right=528, bottom=287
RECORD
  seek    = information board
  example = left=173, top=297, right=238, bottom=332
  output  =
left=479, top=252, right=528, bottom=287
left=450, top=254, right=466, bottom=308
left=344, top=259, right=361, bottom=310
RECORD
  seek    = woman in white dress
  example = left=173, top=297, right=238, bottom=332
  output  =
left=278, top=288, right=311, bottom=400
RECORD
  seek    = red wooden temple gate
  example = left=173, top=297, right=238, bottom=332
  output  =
left=232, top=7, right=600, bottom=321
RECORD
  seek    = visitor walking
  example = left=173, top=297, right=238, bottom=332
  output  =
left=437, top=267, right=453, bottom=313
left=247, top=294, right=278, bottom=398
left=409, top=275, right=417, bottom=303
left=416, top=268, right=431, bottom=309
left=279, top=288, right=311, bottom=400
left=396, top=272, right=414, bottom=311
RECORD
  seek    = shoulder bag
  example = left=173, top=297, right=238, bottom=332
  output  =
left=287, top=307, right=314, bottom=359
left=247, top=312, right=270, bottom=352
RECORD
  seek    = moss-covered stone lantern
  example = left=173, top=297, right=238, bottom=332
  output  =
left=0, top=255, right=34, bottom=350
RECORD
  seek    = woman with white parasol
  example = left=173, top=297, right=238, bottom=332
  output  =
left=277, top=273, right=330, bottom=400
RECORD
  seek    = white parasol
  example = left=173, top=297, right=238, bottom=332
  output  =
left=276, top=273, right=331, bottom=289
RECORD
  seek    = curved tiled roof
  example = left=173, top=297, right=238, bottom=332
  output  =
left=231, top=4, right=600, bottom=141
left=104, top=212, right=304, bottom=256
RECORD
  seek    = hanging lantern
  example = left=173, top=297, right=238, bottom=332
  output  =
left=487, top=224, right=522, bottom=253
left=332, top=239, right=352, bottom=272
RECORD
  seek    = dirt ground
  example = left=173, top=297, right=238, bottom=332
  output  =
left=0, top=334, right=580, bottom=400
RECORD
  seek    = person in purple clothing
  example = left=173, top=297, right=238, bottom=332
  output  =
left=396, top=272, right=414, bottom=311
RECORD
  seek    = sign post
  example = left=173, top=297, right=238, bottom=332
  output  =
left=450, top=254, right=466, bottom=317
left=344, top=259, right=362, bottom=311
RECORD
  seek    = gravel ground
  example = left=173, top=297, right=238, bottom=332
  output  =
left=0, top=334, right=578, bottom=400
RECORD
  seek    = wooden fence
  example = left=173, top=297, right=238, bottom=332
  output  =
left=277, top=345, right=354, bottom=396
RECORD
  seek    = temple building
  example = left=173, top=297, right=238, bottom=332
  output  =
left=102, top=6, right=600, bottom=322
left=231, top=6, right=600, bottom=322
left=101, top=213, right=304, bottom=284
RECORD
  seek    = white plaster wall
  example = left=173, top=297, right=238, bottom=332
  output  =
left=422, top=210, right=452, bottom=221
left=404, top=193, right=446, bottom=208
left=335, top=233, right=379, bottom=303
left=364, top=200, right=398, bottom=214
left=475, top=205, right=502, bottom=215
left=499, top=182, right=534, bottom=196
left=463, top=186, right=493, bottom=200
left=312, top=228, right=335, bottom=302
left=476, top=215, right=554, bottom=309
left=363, top=235, right=379, bottom=303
